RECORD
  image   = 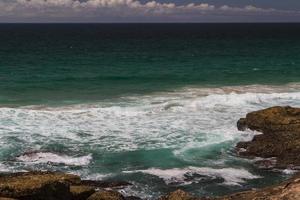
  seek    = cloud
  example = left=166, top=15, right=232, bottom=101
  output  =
left=0, top=0, right=299, bottom=22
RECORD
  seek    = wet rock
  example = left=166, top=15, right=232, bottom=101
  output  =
left=214, top=172, right=300, bottom=200
left=0, top=171, right=80, bottom=200
left=124, top=196, right=142, bottom=200
left=70, top=185, right=95, bottom=200
left=161, top=174, right=300, bottom=200
left=87, top=190, right=125, bottom=200
left=236, top=106, right=300, bottom=168
left=237, top=118, right=247, bottom=131
left=79, top=180, right=132, bottom=189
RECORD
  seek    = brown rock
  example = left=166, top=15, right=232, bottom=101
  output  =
left=215, top=173, right=300, bottom=200
left=0, top=171, right=80, bottom=200
left=159, top=190, right=209, bottom=200
left=87, top=190, right=125, bottom=200
left=241, top=106, right=300, bottom=133
left=79, top=180, right=132, bottom=189
left=160, top=174, right=300, bottom=200
left=236, top=106, right=300, bottom=168
left=70, top=185, right=95, bottom=200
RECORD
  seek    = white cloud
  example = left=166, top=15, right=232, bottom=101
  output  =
left=0, top=0, right=299, bottom=21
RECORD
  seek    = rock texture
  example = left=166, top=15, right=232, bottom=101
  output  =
left=159, top=190, right=206, bottom=200
left=0, top=171, right=80, bottom=200
left=70, top=186, right=95, bottom=200
left=236, top=106, right=300, bottom=168
left=87, top=191, right=125, bottom=200
left=0, top=171, right=133, bottom=200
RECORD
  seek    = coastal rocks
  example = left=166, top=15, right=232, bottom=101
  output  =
left=160, top=173, right=300, bottom=200
left=159, top=190, right=197, bottom=200
left=158, top=190, right=211, bottom=200
left=78, top=180, right=132, bottom=189
left=160, top=106, right=300, bottom=200
left=214, top=172, right=300, bottom=200
left=87, top=191, right=125, bottom=200
left=70, top=186, right=95, bottom=200
left=236, top=106, right=300, bottom=132
left=0, top=171, right=80, bottom=200
left=236, top=106, right=300, bottom=168
left=0, top=171, right=133, bottom=200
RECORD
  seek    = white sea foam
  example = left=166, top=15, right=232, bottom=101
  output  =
left=282, top=169, right=298, bottom=175
left=16, top=152, right=92, bottom=166
left=0, top=83, right=300, bottom=168
left=125, top=167, right=261, bottom=186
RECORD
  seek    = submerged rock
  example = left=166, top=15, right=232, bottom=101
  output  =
left=236, top=106, right=300, bottom=168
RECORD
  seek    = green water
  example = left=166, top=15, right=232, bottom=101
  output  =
left=0, top=23, right=299, bottom=198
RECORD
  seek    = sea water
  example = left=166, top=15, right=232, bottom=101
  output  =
left=0, top=23, right=300, bottom=198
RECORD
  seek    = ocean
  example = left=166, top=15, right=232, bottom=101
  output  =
left=0, top=23, right=300, bottom=198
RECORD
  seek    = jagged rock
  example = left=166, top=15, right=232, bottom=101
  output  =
left=240, top=106, right=300, bottom=133
left=236, top=106, right=300, bottom=168
left=0, top=171, right=80, bottom=200
left=87, top=190, right=125, bottom=200
left=70, top=185, right=95, bottom=200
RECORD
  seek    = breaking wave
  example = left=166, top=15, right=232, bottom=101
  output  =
left=125, top=167, right=261, bottom=186
left=16, top=152, right=92, bottom=166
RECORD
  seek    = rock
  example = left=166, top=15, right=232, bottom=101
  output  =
left=214, top=172, right=300, bottom=200
left=87, top=191, right=125, bottom=200
left=237, top=118, right=247, bottom=131
left=0, top=171, right=80, bottom=200
left=124, top=196, right=142, bottom=200
left=79, top=180, right=132, bottom=189
left=159, top=190, right=210, bottom=200
left=70, top=185, right=95, bottom=200
left=0, top=198, right=18, bottom=200
left=240, top=106, right=300, bottom=133
left=159, top=190, right=194, bottom=200
left=160, top=174, right=300, bottom=200
left=236, top=106, right=300, bottom=168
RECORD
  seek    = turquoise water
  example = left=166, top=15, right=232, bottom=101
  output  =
left=0, top=24, right=300, bottom=198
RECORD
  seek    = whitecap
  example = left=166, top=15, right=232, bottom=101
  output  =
left=0, top=83, right=300, bottom=156
left=16, top=152, right=92, bottom=166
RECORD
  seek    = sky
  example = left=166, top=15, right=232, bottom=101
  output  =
left=0, top=0, right=300, bottom=22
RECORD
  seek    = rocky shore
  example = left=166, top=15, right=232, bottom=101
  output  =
left=1, top=106, right=300, bottom=200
